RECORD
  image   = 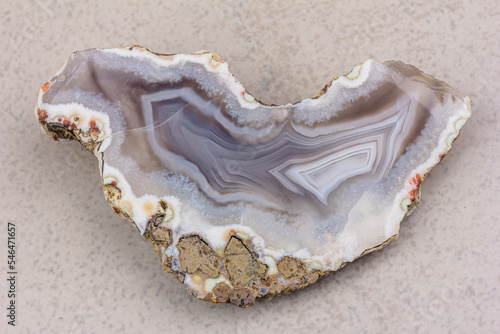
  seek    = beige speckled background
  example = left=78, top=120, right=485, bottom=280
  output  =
left=1, top=0, right=499, bottom=333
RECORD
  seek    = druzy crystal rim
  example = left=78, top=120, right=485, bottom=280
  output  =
left=35, top=45, right=471, bottom=307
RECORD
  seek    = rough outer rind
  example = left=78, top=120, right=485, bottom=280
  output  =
left=35, top=45, right=471, bottom=307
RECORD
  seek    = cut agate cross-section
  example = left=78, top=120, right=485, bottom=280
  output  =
left=35, top=46, right=471, bottom=307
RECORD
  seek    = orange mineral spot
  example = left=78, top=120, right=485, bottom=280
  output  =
left=408, top=174, right=422, bottom=199
left=37, top=109, right=48, bottom=124
left=41, top=81, right=52, bottom=93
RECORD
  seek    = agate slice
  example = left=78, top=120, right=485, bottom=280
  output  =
left=35, top=46, right=471, bottom=307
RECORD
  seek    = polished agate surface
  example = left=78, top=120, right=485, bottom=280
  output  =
left=36, top=47, right=471, bottom=306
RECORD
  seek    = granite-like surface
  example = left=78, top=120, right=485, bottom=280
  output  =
left=0, top=0, right=498, bottom=333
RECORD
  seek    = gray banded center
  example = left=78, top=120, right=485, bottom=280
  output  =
left=141, top=84, right=429, bottom=211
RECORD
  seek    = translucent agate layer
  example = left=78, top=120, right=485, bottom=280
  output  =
left=35, top=46, right=471, bottom=307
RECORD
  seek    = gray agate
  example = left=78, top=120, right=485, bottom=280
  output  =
left=36, top=46, right=470, bottom=307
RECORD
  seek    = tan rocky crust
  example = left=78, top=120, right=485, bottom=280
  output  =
left=177, top=235, right=221, bottom=279
left=277, top=256, right=308, bottom=281
left=142, top=226, right=334, bottom=307
left=35, top=46, right=471, bottom=307
left=224, top=236, right=267, bottom=286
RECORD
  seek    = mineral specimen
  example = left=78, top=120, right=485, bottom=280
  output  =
left=35, top=46, right=471, bottom=307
